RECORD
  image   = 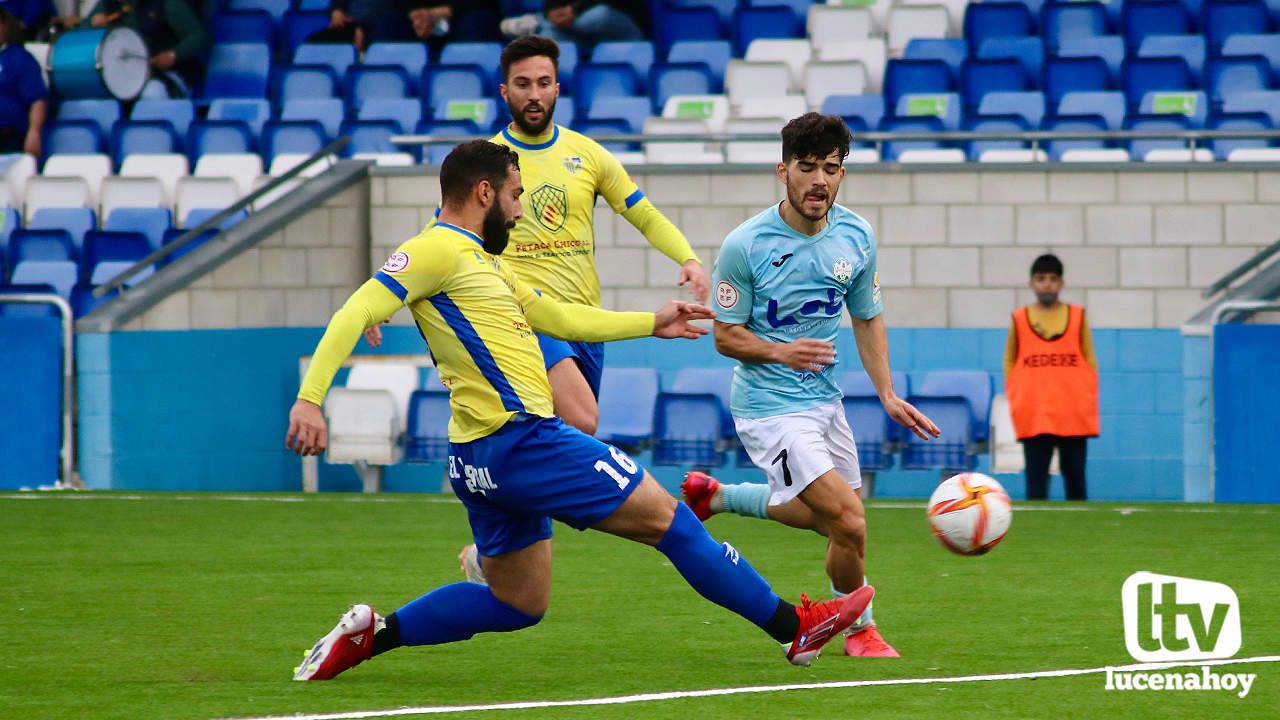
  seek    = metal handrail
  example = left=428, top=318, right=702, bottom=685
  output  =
left=93, top=136, right=352, bottom=297
left=1201, top=238, right=1280, bottom=299
left=0, top=293, right=77, bottom=488
left=1210, top=300, right=1280, bottom=325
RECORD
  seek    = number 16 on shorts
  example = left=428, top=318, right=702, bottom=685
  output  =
left=595, top=445, right=638, bottom=489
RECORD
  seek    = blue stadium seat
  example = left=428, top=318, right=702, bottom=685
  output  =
left=160, top=226, right=216, bottom=264
left=656, top=6, right=725, bottom=56
left=0, top=207, right=20, bottom=256
left=880, top=116, right=950, bottom=161
left=275, top=64, right=340, bottom=103
left=1138, top=90, right=1209, bottom=126
left=129, top=99, right=195, bottom=140
left=432, top=97, right=497, bottom=126
left=913, top=369, right=993, bottom=438
left=187, top=120, right=255, bottom=160
left=1056, top=35, right=1125, bottom=83
left=293, top=43, right=357, bottom=80
left=229, top=0, right=288, bottom=22
left=415, top=120, right=482, bottom=164
left=554, top=40, right=579, bottom=90
left=1041, top=1, right=1108, bottom=53
left=42, top=120, right=104, bottom=158
left=1058, top=90, right=1127, bottom=128
left=111, top=121, right=181, bottom=167
left=71, top=282, right=117, bottom=317
left=423, top=65, right=489, bottom=112
left=823, top=94, right=886, bottom=133
left=280, top=98, right=345, bottom=140
left=840, top=369, right=910, bottom=449
left=965, top=116, right=1035, bottom=160
left=295, top=0, right=329, bottom=12
left=650, top=63, right=716, bottom=112
left=977, top=36, right=1044, bottom=80
left=208, top=98, right=272, bottom=141
left=592, top=41, right=655, bottom=90
left=585, top=95, right=651, bottom=133
left=405, top=388, right=450, bottom=462
left=1043, top=56, right=1112, bottom=105
left=667, top=40, right=731, bottom=88
left=883, top=59, right=954, bottom=109
left=364, top=42, right=429, bottom=81
left=731, top=5, right=801, bottom=56
left=574, top=63, right=641, bottom=100
left=1121, top=0, right=1191, bottom=50
left=652, top=393, right=728, bottom=467
left=439, top=42, right=503, bottom=88
left=596, top=366, right=659, bottom=452
left=1221, top=34, right=1280, bottom=78
left=1207, top=111, right=1274, bottom=158
left=56, top=99, right=121, bottom=139
left=357, top=97, right=421, bottom=134
left=570, top=119, right=633, bottom=153
left=1203, top=0, right=1271, bottom=49
left=893, top=92, right=962, bottom=130
left=1138, top=35, right=1206, bottom=77
left=344, top=65, right=414, bottom=111
left=8, top=228, right=75, bottom=267
left=183, top=207, right=248, bottom=230
left=1043, top=114, right=1111, bottom=158
left=82, top=230, right=152, bottom=285
left=841, top=395, right=894, bottom=470
left=903, top=38, right=968, bottom=78
left=1221, top=89, right=1280, bottom=125
left=8, top=259, right=77, bottom=299
left=28, top=208, right=94, bottom=255
left=1205, top=56, right=1272, bottom=107
left=212, top=10, right=275, bottom=45
left=1126, top=56, right=1192, bottom=109
left=261, top=120, right=327, bottom=165
left=281, top=11, right=329, bottom=57
left=104, top=207, right=171, bottom=250
left=669, top=366, right=735, bottom=439
left=964, top=2, right=1035, bottom=49
left=1124, top=114, right=1192, bottom=159
left=340, top=120, right=404, bottom=158
left=901, top=396, right=975, bottom=471
left=977, top=90, right=1046, bottom=127
left=203, top=43, right=271, bottom=98
left=961, top=58, right=1031, bottom=113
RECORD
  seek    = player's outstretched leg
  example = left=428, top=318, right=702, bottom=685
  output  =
left=293, top=604, right=383, bottom=681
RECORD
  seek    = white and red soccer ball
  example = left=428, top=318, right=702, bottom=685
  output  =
left=926, top=472, right=1012, bottom=556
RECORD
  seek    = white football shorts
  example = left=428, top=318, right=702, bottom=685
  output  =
left=733, top=399, right=862, bottom=506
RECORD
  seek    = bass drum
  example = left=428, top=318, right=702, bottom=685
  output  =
left=49, top=27, right=149, bottom=101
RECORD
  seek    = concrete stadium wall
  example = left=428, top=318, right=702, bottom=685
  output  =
left=74, top=165, right=1280, bottom=498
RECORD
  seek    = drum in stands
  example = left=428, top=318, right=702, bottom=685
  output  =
left=49, top=27, right=149, bottom=101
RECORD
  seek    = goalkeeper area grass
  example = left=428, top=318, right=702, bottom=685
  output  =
left=2, top=491, right=1277, bottom=720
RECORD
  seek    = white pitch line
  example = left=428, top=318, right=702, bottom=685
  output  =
left=220, top=655, right=1280, bottom=720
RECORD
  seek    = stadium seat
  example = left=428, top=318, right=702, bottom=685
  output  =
left=661, top=94, right=731, bottom=132
left=1221, top=34, right=1280, bottom=79
left=111, top=121, right=182, bottom=170
left=1122, top=57, right=1195, bottom=111
left=894, top=92, right=963, bottom=130
left=42, top=120, right=104, bottom=158
left=1206, top=57, right=1272, bottom=107
left=56, top=99, right=120, bottom=140
left=0, top=153, right=35, bottom=210
left=71, top=282, right=117, bottom=317
left=669, top=367, right=735, bottom=435
left=174, top=177, right=240, bottom=226
left=724, top=117, right=784, bottom=163
left=404, top=388, right=450, bottom=463
left=814, top=39, right=887, bottom=94
left=586, top=95, right=651, bottom=133
left=977, top=90, right=1046, bottom=127
left=903, top=38, right=968, bottom=78
left=883, top=58, right=953, bottom=109
left=293, top=43, right=357, bottom=80
left=8, top=226, right=74, bottom=267
left=422, top=65, right=489, bottom=112
left=159, top=225, right=217, bottom=265
left=964, top=2, right=1034, bottom=48
left=917, top=371, right=988, bottom=447
left=187, top=120, right=255, bottom=163
left=574, top=63, right=641, bottom=100
left=650, top=63, right=717, bottom=112
left=104, top=207, right=171, bottom=250
left=275, top=65, right=340, bottom=103
left=807, top=5, right=874, bottom=50
left=1138, top=35, right=1206, bottom=78
left=23, top=176, right=91, bottom=217
left=9, top=258, right=77, bottom=299
left=1057, top=36, right=1125, bottom=83
left=324, top=389, right=402, bottom=470
left=803, top=61, right=868, bottom=110
left=340, top=120, right=403, bottom=159
left=593, top=40, right=656, bottom=89
left=570, top=118, right=634, bottom=156
left=363, top=42, right=429, bottom=81
left=212, top=10, right=275, bottom=44
left=41, top=153, right=111, bottom=207
left=82, top=230, right=153, bottom=287
left=725, top=60, right=794, bottom=105
left=823, top=94, right=886, bottom=133
left=880, top=115, right=950, bottom=161
left=1222, top=89, right=1280, bottom=125
left=260, top=120, right=327, bottom=166
left=667, top=40, right=733, bottom=87
left=886, top=5, right=950, bottom=56
left=28, top=207, right=94, bottom=255
left=416, top=120, right=481, bottom=164
left=966, top=116, right=1036, bottom=161
left=208, top=99, right=271, bottom=142
left=1121, top=0, right=1191, bottom=50
left=1138, top=90, right=1209, bottom=126
left=977, top=36, right=1044, bottom=81
left=345, top=65, right=414, bottom=111
left=1125, top=114, right=1194, bottom=160
left=642, top=117, right=722, bottom=163
left=0, top=207, right=20, bottom=253
left=596, top=367, right=659, bottom=452
left=203, top=43, right=271, bottom=98
left=1042, top=56, right=1112, bottom=105
left=736, top=95, right=807, bottom=121
left=1058, top=90, right=1127, bottom=129
left=745, top=38, right=812, bottom=96
left=438, top=42, right=503, bottom=88
left=119, top=153, right=188, bottom=206
left=1044, top=114, right=1112, bottom=159
left=1211, top=112, right=1277, bottom=159
left=129, top=99, right=195, bottom=140
left=352, top=152, right=415, bottom=166
left=557, top=40, right=579, bottom=90
left=901, top=396, right=975, bottom=471
left=183, top=207, right=248, bottom=231
left=961, top=58, right=1031, bottom=113
left=229, top=0, right=287, bottom=22
left=652, top=392, right=728, bottom=467
left=357, top=97, right=422, bottom=134
left=732, top=5, right=802, bottom=56
left=434, top=98, right=497, bottom=127
left=280, top=98, right=345, bottom=141
left=655, top=5, right=724, bottom=56
left=1041, top=1, right=1108, bottom=53
left=281, top=11, right=328, bottom=56
left=839, top=373, right=899, bottom=470
left=194, top=153, right=263, bottom=197
left=1202, top=0, right=1271, bottom=49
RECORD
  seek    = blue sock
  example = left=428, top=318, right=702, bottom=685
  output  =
left=394, top=582, right=541, bottom=646
left=721, top=482, right=771, bottom=519
left=656, top=502, right=781, bottom=627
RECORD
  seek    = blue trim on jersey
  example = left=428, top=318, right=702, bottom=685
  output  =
left=436, top=222, right=484, bottom=247
left=623, top=188, right=645, bottom=209
left=428, top=293, right=527, bottom=413
left=433, top=206, right=441, bottom=218
left=501, top=125, right=559, bottom=150
left=374, top=271, right=408, bottom=301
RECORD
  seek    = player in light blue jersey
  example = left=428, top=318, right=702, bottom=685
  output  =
left=683, top=113, right=940, bottom=658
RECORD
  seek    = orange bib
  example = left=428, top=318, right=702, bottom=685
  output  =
left=1005, top=304, right=1099, bottom=439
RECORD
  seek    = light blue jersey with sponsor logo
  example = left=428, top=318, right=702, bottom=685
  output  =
left=711, top=202, right=882, bottom=419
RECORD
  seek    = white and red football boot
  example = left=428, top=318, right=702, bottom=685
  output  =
left=785, top=585, right=875, bottom=666
left=293, top=604, right=382, bottom=681
left=681, top=471, right=722, bottom=521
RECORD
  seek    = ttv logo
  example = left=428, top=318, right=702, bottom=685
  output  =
left=766, top=288, right=842, bottom=328
left=1121, top=571, right=1241, bottom=662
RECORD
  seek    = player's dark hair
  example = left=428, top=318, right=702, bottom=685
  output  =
left=500, top=35, right=560, bottom=83
left=1030, top=253, right=1064, bottom=277
left=439, top=140, right=520, bottom=206
left=781, top=112, right=852, bottom=163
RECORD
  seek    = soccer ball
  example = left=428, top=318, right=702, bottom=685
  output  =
left=926, top=472, right=1012, bottom=556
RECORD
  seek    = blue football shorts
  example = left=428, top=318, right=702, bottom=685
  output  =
left=448, top=415, right=644, bottom=557
left=536, top=335, right=605, bottom=398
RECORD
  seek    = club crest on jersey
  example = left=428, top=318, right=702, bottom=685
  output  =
left=530, top=183, right=568, bottom=233
left=562, top=156, right=582, bottom=174
left=872, top=271, right=882, bottom=303
left=716, top=281, right=739, bottom=309
left=381, top=251, right=410, bottom=273
left=833, top=257, right=852, bottom=283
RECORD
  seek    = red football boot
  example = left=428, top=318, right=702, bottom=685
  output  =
left=844, top=624, right=901, bottom=657
left=293, top=604, right=382, bottom=680
left=785, top=585, right=875, bottom=666
left=681, top=471, right=721, bottom=521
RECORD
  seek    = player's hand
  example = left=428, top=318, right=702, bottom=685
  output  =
left=329, top=8, right=351, bottom=27
left=883, top=396, right=941, bottom=440
left=362, top=320, right=387, bottom=348
left=677, top=259, right=710, bottom=304
left=776, top=338, right=835, bottom=372
left=653, top=300, right=714, bottom=339
left=285, top=399, right=328, bottom=456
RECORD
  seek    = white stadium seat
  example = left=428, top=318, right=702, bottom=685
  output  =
left=807, top=5, right=875, bottom=50
left=324, top=389, right=401, bottom=467
left=1142, top=148, right=1214, bottom=162
left=1226, top=147, right=1280, bottom=161
left=23, top=176, right=91, bottom=218
left=724, top=117, right=784, bottom=164
left=175, top=176, right=239, bottom=225
left=352, top=152, right=417, bottom=166
left=194, top=152, right=265, bottom=197
left=815, top=39, right=887, bottom=94
left=661, top=94, right=731, bottom=133
left=41, top=153, right=113, bottom=207
left=642, top=117, right=723, bottom=164
left=886, top=5, right=951, bottom=56
left=1059, top=148, right=1131, bottom=162
left=898, top=0, right=966, bottom=35
left=0, top=152, right=35, bottom=208
left=99, top=176, right=167, bottom=218
left=726, top=60, right=795, bottom=106
left=978, top=148, right=1049, bottom=163
left=268, top=153, right=336, bottom=177
left=896, top=148, right=967, bottom=163
left=745, top=39, right=813, bottom=89
left=803, top=61, right=869, bottom=111
left=735, top=95, right=807, bottom=121
left=847, top=148, right=882, bottom=163
left=346, top=361, right=419, bottom=428
left=120, top=153, right=189, bottom=206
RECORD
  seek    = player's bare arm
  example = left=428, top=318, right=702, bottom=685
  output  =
left=677, top=259, right=711, bottom=304
left=713, top=320, right=835, bottom=372
left=851, top=314, right=940, bottom=440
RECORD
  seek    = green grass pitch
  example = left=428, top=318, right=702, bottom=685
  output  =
left=2, top=492, right=1276, bottom=719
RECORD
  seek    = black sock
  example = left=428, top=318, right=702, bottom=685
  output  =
left=371, top=612, right=401, bottom=656
left=761, top=598, right=799, bottom=644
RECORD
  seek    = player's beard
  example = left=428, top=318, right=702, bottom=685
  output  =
left=481, top=202, right=515, bottom=255
left=785, top=181, right=833, bottom=223
left=508, top=97, right=556, bottom=137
